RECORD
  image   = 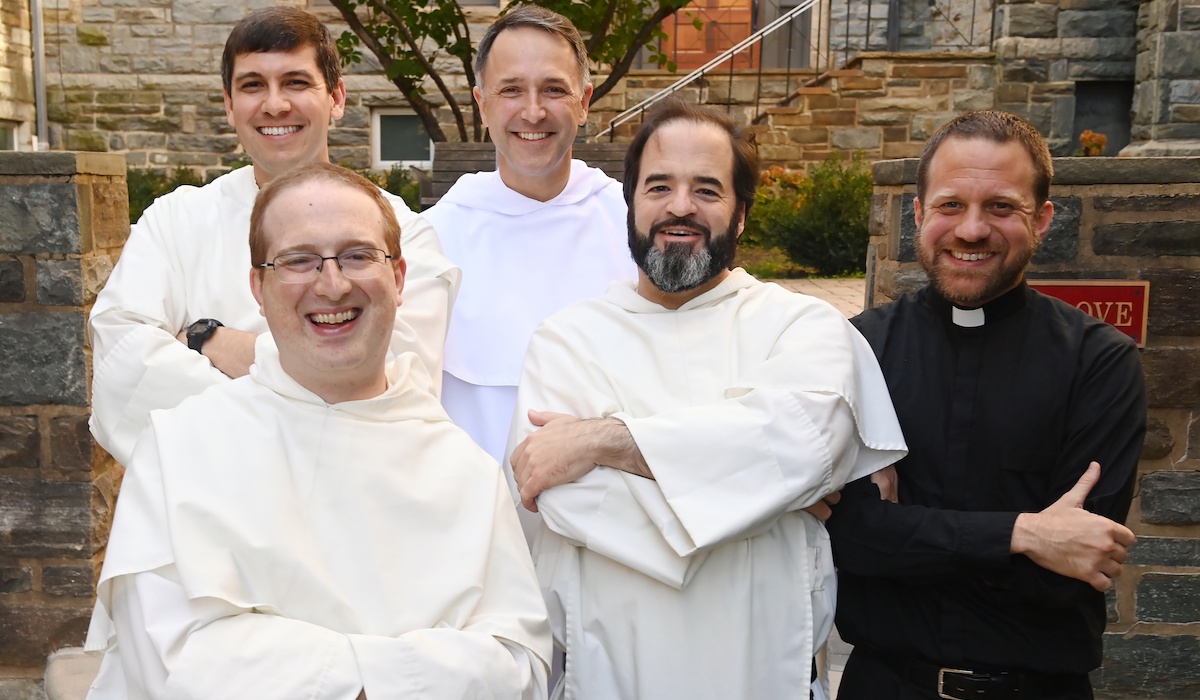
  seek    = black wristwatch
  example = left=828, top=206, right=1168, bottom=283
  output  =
left=186, top=318, right=224, bottom=353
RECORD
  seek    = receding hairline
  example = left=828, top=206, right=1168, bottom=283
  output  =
left=919, top=134, right=1041, bottom=205
left=476, top=26, right=589, bottom=89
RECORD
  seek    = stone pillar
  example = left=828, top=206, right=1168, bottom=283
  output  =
left=0, top=152, right=128, bottom=696
left=1124, top=0, right=1200, bottom=155
left=869, top=156, right=1200, bottom=698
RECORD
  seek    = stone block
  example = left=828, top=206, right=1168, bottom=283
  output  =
left=132, top=56, right=168, bottom=73
left=172, top=0, right=246, bottom=24
left=1141, top=268, right=1200, bottom=336
left=328, top=129, right=369, bottom=147
left=0, top=567, right=32, bottom=593
left=89, top=181, right=131, bottom=250
left=1128, top=536, right=1200, bottom=566
left=882, top=142, right=925, bottom=159
left=0, top=184, right=81, bottom=255
left=0, top=601, right=90, bottom=668
left=0, top=477, right=91, bottom=558
left=831, top=127, right=881, bottom=150
left=872, top=159, right=919, bottom=186
left=337, top=106, right=369, bottom=130
left=100, top=56, right=133, bottom=74
left=898, top=193, right=917, bottom=262
left=1105, top=585, right=1118, bottom=623
left=131, top=24, right=173, bottom=37
left=1171, top=80, right=1200, bottom=105
left=953, top=90, right=994, bottom=112
left=64, top=130, right=108, bottom=153
left=50, top=416, right=92, bottom=477
left=1095, top=194, right=1200, bottom=212
left=82, top=255, right=117, bottom=304
left=1093, top=221, right=1200, bottom=256
left=95, top=116, right=180, bottom=133
left=81, top=8, right=115, bottom=21
left=1160, top=33, right=1200, bottom=80
left=1141, top=417, right=1174, bottom=459
left=1171, top=104, right=1200, bottom=123
left=1191, top=415, right=1200, bottom=460
left=878, top=267, right=928, bottom=298
left=870, top=194, right=888, bottom=237
left=1139, top=471, right=1200, bottom=525
left=810, top=110, right=856, bottom=126
left=787, top=127, right=830, bottom=145
left=1058, top=10, right=1137, bottom=37
left=910, top=112, right=958, bottom=141
left=0, top=259, right=23, bottom=302
left=1092, top=633, right=1200, bottom=697
left=1007, top=3, right=1059, bottom=37
left=1155, top=123, right=1200, bottom=139
left=1032, top=197, right=1080, bottom=263
left=42, top=566, right=94, bottom=598
left=151, top=38, right=194, bottom=56
left=166, top=133, right=239, bottom=153
left=0, top=417, right=39, bottom=471
left=967, top=65, right=997, bottom=90
left=0, top=313, right=88, bottom=407
left=1050, top=59, right=1069, bottom=82
left=76, top=25, right=107, bottom=46
left=1142, top=347, right=1200, bottom=408
left=1183, top=5, right=1200, bottom=31
left=1003, top=60, right=1049, bottom=83
left=858, top=112, right=912, bottom=126
left=1137, top=573, right=1200, bottom=624
left=37, top=259, right=83, bottom=306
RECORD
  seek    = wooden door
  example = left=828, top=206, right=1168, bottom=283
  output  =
left=661, top=0, right=757, bottom=70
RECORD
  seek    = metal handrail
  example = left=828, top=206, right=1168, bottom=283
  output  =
left=594, top=0, right=821, bottom=140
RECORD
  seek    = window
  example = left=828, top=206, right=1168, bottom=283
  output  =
left=372, top=110, right=433, bottom=169
left=0, top=121, right=17, bottom=151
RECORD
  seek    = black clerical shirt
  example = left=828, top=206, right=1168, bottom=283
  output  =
left=828, top=281, right=1146, bottom=675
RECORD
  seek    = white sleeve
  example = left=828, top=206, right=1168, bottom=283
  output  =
left=89, top=206, right=231, bottom=467
left=108, top=567, right=363, bottom=700
left=534, top=391, right=864, bottom=589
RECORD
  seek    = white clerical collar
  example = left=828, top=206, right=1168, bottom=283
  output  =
left=952, top=306, right=985, bottom=327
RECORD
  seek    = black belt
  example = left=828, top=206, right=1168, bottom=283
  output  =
left=873, top=651, right=1086, bottom=699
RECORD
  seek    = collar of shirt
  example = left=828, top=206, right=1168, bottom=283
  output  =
left=437, top=159, right=613, bottom=216
left=924, top=280, right=1030, bottom=328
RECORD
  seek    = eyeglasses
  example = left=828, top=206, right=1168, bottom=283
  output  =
left=259, top=248, right=393, bottom=284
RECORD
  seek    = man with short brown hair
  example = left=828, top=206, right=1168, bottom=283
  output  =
left=828, top=110, right=1146, bottom=700
left=84, top=163, right=549, bottom=700
left=90, top=6, right=458, bottom=468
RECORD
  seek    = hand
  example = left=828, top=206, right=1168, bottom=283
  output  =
left=176, top=326, right=257, bottom=379
left=356, top=690, right=366, bottom=700
left=1010, top=462, right=1135, bottom=591
left=510, top=410, right=649, bottom=513
left=803, top=491, right=840, bottom=521
left=870, top=464, right=899, bottom=503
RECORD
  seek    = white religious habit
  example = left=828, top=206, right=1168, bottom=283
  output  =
left=507, top=269, right=907, bottom=700
left=89, top=164, right=461, bottom=467
left=422, top=160, right=637, bottom=462
left=84, top=336, right=552, bottom=700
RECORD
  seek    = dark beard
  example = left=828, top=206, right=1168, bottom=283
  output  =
left=916, top=227, right=1038, bottom=307
left=628, top=211, right=740, bottom=294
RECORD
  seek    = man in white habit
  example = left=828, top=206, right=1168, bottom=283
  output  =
left=89, top=6, right=459, bottom=468
left=422, top=6, right=636, bottom=463
left=84, top=163, right=550, bottom=700
left=506, top=98, right=908, bottom=700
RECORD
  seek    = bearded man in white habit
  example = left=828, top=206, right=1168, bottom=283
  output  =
left=89, top=6, right=459, bottom=468
left=84, top=163, right=550, bottom=700
left=506, top=99, right=907, bottom=700
left=422, top=6, right=636, bottom=463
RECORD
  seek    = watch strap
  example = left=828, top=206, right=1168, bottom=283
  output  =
left=187, top=319, right=224, bottom=353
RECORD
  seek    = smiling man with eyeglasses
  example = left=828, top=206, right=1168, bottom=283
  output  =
left=82, top=162, right=551, bottom=700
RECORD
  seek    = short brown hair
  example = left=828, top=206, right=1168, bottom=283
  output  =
left=222, top=7, right=341, bottom=97
left=475, top=5, right=589, bottom=89
left=250, top=162, right=401, bottom=269
left=917, top=110, right=1053, bottom=207
left=623, top=97, right=761, bottom=219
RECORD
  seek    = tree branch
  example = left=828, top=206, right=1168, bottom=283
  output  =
left=590, top=4, right=678, bottom=104
left=330, top=0, right=447, bottom=141
left=364, top=0, right=469, bottom=141
left=585, top=0, right=620, bottom=54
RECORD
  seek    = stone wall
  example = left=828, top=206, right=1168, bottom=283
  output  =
left=869, top=156, right=1200, bottom=698
left=0, top=151, right=127, bottom=697
left=992, top=0, right=1139, bottom=156
left=1, top=0, right=35, bottom=136
left=1125, top=0, right=1200, bottom=156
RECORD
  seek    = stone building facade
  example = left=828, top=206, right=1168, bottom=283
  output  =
left=869, top=156, right=1200, bottom=698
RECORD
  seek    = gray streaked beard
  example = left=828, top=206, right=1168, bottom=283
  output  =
left=640, top=243, right=715, bottom=293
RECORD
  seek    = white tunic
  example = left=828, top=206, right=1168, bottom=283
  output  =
left=422, top=161, right=637, bottom=461
left=85, top=337, right=551, bottom=700
left=507, top=270, right=908, bottom=700
left=89, top=165, right=461, bottom=467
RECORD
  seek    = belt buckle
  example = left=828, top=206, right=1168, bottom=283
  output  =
left=937, top=667, right=975, bottom=700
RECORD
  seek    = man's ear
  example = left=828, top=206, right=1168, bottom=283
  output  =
left=329, top=77, right=347, bottom=122
left=393, top=255, right=407, bottom=307
left=249, top=267, right=266, bottom=318
left=735, top=204, right=747, bottom=238
left=473, top=86, right=488, bottom=129
left=913, top=197, right=924, bottom=228
left=1034, top=199, right=1054, bottom=243
left=224, top=89, right=235, bottom=128
left=579, top=82, right=594, bottom=125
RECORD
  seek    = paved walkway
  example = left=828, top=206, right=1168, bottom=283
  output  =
left=766, top=278, right=866, bottom=318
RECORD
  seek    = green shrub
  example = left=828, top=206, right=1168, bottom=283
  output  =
left=127, top=167, right=208, bottom=224
left=351, top=164, right=422, bottom=213
left=743, top=153, right=872, bottom=276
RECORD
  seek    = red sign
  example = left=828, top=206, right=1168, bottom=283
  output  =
left=1027, top=280, right=1150, bottom=347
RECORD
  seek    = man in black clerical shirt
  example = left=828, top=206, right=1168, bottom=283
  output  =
left=827, top=111, right=1145, bottom=700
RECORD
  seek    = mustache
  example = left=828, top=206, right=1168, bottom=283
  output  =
left=648, top=217, right=712, bottom=240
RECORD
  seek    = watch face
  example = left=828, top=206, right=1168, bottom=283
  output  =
left=188, top=321, right=208, bottom=336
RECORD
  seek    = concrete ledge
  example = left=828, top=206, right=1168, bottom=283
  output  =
left=44, top=648, right=100, bottom=700
left=0, top=152, right=127, bottom=177
left=873, top=156, right=1200, bottom=186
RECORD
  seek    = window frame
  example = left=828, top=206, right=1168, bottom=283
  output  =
left=371, top=108, right=434, bottom=170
